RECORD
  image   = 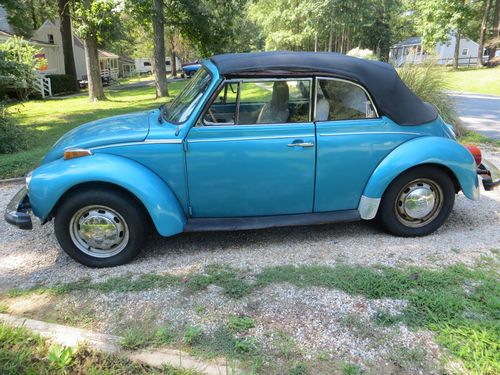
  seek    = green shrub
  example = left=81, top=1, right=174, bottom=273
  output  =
left=0, top=104, right=29, bottom=154
left=47, top=74, right=78, bottom=95
left=0, top=36, right=44, bottom=100
left=398, top=63, right=464, bottom=136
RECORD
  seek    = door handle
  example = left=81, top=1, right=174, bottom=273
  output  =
left=287, top=142, right=314, bottom=147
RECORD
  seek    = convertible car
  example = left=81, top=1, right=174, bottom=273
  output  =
left=5, top=52, right=499, bottom=267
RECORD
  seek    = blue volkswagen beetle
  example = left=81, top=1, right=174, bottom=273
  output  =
left=5, top=52, right=499, bottom=267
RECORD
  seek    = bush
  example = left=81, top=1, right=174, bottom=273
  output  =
left=47, top=74, right=78, bottom=95
left=0, top=36, right=44, bottom=100
left=0, top=104, right=29, bottom=154
left=397, top=63, right=464, bottom=136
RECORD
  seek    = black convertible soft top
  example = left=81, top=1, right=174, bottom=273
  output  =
left=209, top=52, right=438, bottom=126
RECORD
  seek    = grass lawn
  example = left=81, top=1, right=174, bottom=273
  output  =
left=0, top=81, right=187, bottom=179
left=0, top=323, right=197, bottom=374
left=442, top=66, right=500, bottom=96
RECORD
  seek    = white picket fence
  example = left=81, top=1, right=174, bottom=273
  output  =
left=33, top=75, right=52, bottom=99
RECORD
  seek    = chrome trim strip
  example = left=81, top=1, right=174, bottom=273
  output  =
left=188, top=134, right=312, bottom=143
left=319, top=131, right=420, bottom=137
left=90, top=139, right=182, bottom=150
left=314, top=76, right=380, bottom=120
left=358, top=196, right=381, bottom=220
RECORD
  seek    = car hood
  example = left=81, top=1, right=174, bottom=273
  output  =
left=42, top=111, right=151, bottom=164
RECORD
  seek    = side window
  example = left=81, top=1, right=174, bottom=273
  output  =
left=316, top=79, right=377, bottom=121
left=202, top=79, right=311, bottom=126
left=202, top=82, right=238, bottom=125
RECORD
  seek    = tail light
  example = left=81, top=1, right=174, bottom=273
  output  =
left=465, top=145, right=482, bottom=166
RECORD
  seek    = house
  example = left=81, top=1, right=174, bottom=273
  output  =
left=0, top=5, right=13, bottom=34
left=118, top=55, right=136, bottom=77
left=32, top=20, right=119, bottom=81
left=389, top=34, right=486, bottom=67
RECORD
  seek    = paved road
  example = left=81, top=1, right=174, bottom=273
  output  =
left=449, top=92, right=500, bottom=140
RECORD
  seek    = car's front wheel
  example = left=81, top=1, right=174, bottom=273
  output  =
left=55, top=189, right=148, bottom=267
left=378, top=166, right=455, bottom=237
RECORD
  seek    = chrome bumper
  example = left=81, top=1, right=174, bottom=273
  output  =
left=478, top=159, right=500, bottom=191
left=4, top=187, right=32, bottom=230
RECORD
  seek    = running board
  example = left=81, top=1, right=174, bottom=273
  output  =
left=184, top=210, right=360, bottom=232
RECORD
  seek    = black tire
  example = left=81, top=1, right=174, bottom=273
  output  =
left=378, top=166, right=455, bottom=237
left=55, top=189, right=148, bottom=267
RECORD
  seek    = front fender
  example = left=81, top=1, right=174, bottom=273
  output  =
left=360, top=137, right=479, bottom=218
left=29, top=153, right=186, bottom=236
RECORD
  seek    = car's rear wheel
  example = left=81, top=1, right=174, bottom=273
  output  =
left=55, top=189, right=148, bottom=267
left=378, top=166, right=455, bottom=237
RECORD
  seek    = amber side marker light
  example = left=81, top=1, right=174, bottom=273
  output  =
left=63, top=148, right=93, bottom=160
left=464, top=144, right=482, bottom=166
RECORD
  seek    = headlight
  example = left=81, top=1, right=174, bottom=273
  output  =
left=25, top=171, right=32, bottom=190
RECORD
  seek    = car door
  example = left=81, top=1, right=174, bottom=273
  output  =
left=314, top=77, right=420, bottom=212
left=185, top=78, right=316, bottom=218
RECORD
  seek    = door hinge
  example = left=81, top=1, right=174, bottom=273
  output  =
left=183, top=141, right=188, bottom=152
left=188, top=206, right=193, bottom=216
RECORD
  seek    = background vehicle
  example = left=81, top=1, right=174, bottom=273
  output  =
left=181, top=60, right=201, bottom=77
left=5, top=52, right=499, bottom=267
left=134, top=57, right=182, bottom=75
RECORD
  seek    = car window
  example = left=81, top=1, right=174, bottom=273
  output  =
left=316, top=78, right=377, bottom=121
left=164, top=67, right=212, bottom=124
left=202, top=79, right=311, bottom=126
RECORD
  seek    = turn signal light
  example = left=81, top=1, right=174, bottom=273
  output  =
left=63, top=148, right=93, bottom=160
left=464, top=145, right=482, bottom=166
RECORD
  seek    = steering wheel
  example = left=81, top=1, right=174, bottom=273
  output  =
left=208, top=108, right=217, bottom=123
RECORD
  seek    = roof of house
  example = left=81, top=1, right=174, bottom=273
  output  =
left=72, top=34, right=118, bottom=59
left=394, top=37, right=421, bottom=47
left=209, top=51, right=438, bottom=126
left=0, top=29, right=12, bottom=38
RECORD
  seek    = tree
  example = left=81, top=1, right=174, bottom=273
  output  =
left=478, top=0, right=492, bottom=66
left=0, top=0, right=57, bottom=37
left=58, top=0, right=79, bottom=91
left=488, top=0, right=499, bottom=60
left=414, top=0, right=473, bottom=68
left=152, top=0, right=168, bottom=97
left=72, top=0, right=121, bottom=102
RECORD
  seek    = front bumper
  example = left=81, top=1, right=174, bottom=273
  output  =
left=4, top=187, right=32, bottom=230
left=478, top=159, right=500, bottom=191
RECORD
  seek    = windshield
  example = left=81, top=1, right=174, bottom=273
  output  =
left=163, top=67, right=212, bottom=123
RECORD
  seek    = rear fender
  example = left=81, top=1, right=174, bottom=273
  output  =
left=359, top=136, right=479, bottom=219
left=29, top=153, right=186, bottom=236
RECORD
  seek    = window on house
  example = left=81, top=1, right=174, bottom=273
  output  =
left=48, top=34, right=54, bottom=44
left=461, top=48, right=469, bottom=56
left=143, top=61, right=151, bottom=66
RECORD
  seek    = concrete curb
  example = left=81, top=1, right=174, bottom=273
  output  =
left=0, top=177, right=24, bottom=184
left=0, top=313, right=239, bottom=375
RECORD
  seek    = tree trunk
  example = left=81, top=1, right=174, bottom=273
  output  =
left=478, top=0, right=492, bottom=66
left=58, top=0, right=79, bottom=91
left=153, top=0, right=168, bottom=97
left=453, top=31, right=461, bottom=69
left=171, top=51, right=177, bottom=78
left=328, top=27, right=333, bottom=52
left=489, top=0, right=500, bottom=60
left=29, top=0, right=38, bottom=30
left=83, top=34, right=105, bottom=102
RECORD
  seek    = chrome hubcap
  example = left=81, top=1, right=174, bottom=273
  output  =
left=395, top=179, right=443, bottom=228
left=70, top=206, right=129, bottom=258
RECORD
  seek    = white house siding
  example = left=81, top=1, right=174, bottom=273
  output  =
left=436, top=36, right=480, bottom=65
left=0, top=6, right=13, bottom=33
left=32, top=21, right=65, bottom=75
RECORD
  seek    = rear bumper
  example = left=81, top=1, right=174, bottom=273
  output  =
left=477, top=159, right=500, bottom=191
left=4, top=187, right=32, bottom=230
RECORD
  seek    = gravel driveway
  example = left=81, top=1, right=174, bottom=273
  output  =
left=1, top=147, right=499, bottom=373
